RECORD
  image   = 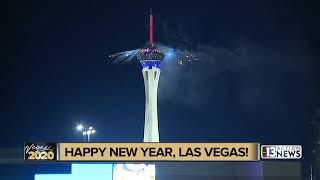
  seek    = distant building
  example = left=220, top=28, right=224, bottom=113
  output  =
left=156, top=161, right=300, bottom=180
left=32, top=161, right=300, bottom=180
left=35, top=164, right=113, bottom=180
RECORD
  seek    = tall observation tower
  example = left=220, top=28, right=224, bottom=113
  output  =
left=137, top=9, right=165, bottom=142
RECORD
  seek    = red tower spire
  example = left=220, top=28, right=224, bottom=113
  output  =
left=149, top=8, right=153, bottom=47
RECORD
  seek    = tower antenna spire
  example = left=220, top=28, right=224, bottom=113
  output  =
left=149, top=8, right=153, bottom=47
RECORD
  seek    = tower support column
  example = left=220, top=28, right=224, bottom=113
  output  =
left=142, top=67, right=160, bottom=142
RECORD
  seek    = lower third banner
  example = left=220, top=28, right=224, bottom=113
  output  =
left=58, top=143, right=259, bottom=161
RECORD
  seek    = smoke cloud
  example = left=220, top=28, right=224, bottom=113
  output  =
left=158, top=42, right=314, bottom=113
left=153, top=14, right=316, bottom=114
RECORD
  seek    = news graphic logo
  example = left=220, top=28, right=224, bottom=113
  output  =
left=261, top=145, right=302, bottom=159
left=24, top=143, right=57, bottom=161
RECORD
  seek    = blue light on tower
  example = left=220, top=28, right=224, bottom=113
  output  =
left=140, top=61, right=162, bottom=69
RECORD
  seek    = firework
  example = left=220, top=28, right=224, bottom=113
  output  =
left=109, top=45, right=198, bottom=66
left=108, top=8, right=198, bottom=66
left=108, top=49, right=140, bottom=63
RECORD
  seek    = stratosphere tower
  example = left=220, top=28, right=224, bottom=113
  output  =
left=137, top=9, right=165, bottom=142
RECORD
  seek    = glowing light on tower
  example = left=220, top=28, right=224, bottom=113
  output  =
left=137, top=9, right=165, bottom=142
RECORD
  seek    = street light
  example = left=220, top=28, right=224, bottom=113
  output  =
left=76, top=124, right=83, bottom=131
left=76, top=124, right=96, bottom=142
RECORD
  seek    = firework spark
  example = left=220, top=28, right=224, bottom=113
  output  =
left=109, top=44, right=199, bottom=66
left=108, top=49, right=140, bottom=63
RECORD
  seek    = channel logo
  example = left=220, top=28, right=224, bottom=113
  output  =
left=261, top=145, right=302, bottom=159
left=24, top=143, right=57, bottom=161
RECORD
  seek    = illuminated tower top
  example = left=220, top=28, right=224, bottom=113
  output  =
left=137, top=9, right=165, bottom=69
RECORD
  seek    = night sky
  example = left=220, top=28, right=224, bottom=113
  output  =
left=0, top=0, right=320, bottom=175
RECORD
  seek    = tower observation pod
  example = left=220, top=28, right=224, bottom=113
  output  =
left=137, top=9, right=165, bottom=142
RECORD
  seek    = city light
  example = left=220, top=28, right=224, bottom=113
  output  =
left=76, top=124, right=96, bottom=142
left=76, top=124, right=83, bottom=131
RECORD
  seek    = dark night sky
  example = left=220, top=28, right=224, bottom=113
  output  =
left=0, top=0, right=319, bottom=157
